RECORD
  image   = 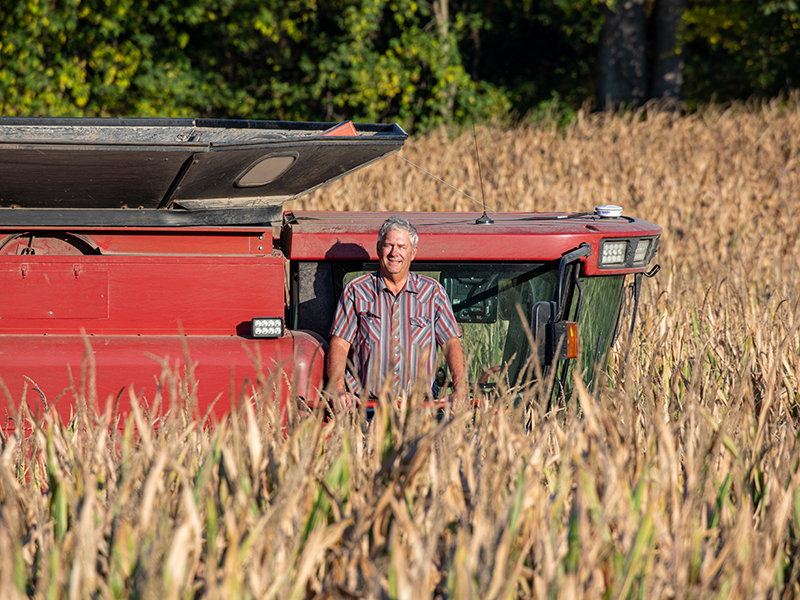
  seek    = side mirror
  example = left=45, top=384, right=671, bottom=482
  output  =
left=530, top=301, right=578, bottom=365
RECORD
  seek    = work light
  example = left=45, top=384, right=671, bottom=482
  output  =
left=600, top=240, right=628, bottom=266
left=633, top=239, right=651, bottom=264
left=251, top=317, right=284, bottom=338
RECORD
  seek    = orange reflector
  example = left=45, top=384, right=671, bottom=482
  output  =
left=322, top=121, right=358, bottom=137
left=566, top=322, right=579, bottom=359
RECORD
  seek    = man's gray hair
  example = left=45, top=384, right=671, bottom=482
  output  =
left=378, top=216, right=418, bottom=248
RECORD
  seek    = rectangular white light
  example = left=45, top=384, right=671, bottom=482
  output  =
left=251, top=317, right=284, bottom=338
left=634, top=239, right=651, bottom=264
left=600, top=240, right=628, bottom=266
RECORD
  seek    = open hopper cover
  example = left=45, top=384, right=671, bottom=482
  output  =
left=0, top=117, right=407, bottom=226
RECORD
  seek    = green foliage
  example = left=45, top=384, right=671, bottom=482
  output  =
left=682, top=0, right=800, bottom=104
left=1, top=0, right=800, bottom=129
left=0, top=0, right=219, bottom=117
left=0, top=0, right=509, bottom=130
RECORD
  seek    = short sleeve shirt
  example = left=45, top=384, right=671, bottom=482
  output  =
left=330, top=271, right=461, bottom=397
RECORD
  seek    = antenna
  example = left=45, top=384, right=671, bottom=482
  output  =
left=472, top=119, right=493, bottom=224
left=394, top=155, right=495, bottom=214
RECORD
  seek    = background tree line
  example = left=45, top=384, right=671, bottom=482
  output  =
left=1, top=0, right=799, bottom=131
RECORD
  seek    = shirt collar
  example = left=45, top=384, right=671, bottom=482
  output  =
left=374, top=270, right=420, bottom=295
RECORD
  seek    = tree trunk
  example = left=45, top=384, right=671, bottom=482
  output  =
left=650, top=0, right=686, bottom=101
left=432, top=0, right=449, bottom=40
left=597, top=0, right=648, bottom=110
left=432, top=0, right=457, bottom=117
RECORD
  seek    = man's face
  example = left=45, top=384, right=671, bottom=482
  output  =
left=378, top=229, right=417, bottom=279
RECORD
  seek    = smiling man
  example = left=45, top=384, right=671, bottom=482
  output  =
left=327, top=216, right=465, bottom=409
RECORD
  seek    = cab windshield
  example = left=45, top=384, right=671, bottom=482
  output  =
left=340, top=262, right=558, bottom=392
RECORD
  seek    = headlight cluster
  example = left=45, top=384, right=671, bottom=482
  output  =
left=600, top=240, right=628, bottom=265
left=251, top=317, right=284, bottom=338
left=599, top=237, right=657, bottom=269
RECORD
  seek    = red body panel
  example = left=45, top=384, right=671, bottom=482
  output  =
left=0, top=251, right=284, bottom=335
left=0, top=227, right=327, bottom=429
left=0, top=332, right=325, bottom=428
left=283, top=211, right=662, bottom=275
left=1, top=227, right=271, bottom=257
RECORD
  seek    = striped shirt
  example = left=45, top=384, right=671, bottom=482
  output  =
left=330, top=271, right=461, bottom=397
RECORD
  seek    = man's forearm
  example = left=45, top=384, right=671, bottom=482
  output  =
left=443, top=337, right=466, bottom=399
left=326, top=335, right=351, bottom=394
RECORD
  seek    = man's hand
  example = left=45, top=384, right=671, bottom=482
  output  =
left=327, top=335, right=353, bottom=411
left=442, top=337, right=467, bottom=409
left=333, top=390, right=355, bottom=412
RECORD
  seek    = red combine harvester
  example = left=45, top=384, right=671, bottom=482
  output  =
left=0, top=117, right=661, bottom=427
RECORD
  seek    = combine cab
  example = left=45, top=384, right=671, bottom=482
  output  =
left=284, top=209, right=660, bottom=405
left=0, top=117, right=661, bottom=426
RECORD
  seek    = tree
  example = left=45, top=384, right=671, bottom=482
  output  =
left=682, top=0, right=800, bottom=105
left=652, top=0, right=688, bottom=101
left=597, top=0, right=649, bottom=109
left=0, top=0, right=509, bottom=131
left=2, top=0, right=799, bottom=128
left=596, top=0, right=688, bottom=109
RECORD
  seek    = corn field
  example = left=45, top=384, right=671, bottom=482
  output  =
left=3, top=97, right=800, bottom=598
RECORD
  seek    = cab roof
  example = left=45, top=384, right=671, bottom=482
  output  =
left=282, top=210, right=663, bottom=275
left=0, top=117, right=406, bottom=227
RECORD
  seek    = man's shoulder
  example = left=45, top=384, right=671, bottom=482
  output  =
left=410, top=272, right=442, bottom=286
left=344, top=271, right=378, bottom=290
left=344, top=273, right=377, bottom=288
left=409, top=272, right=448, bottom=296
